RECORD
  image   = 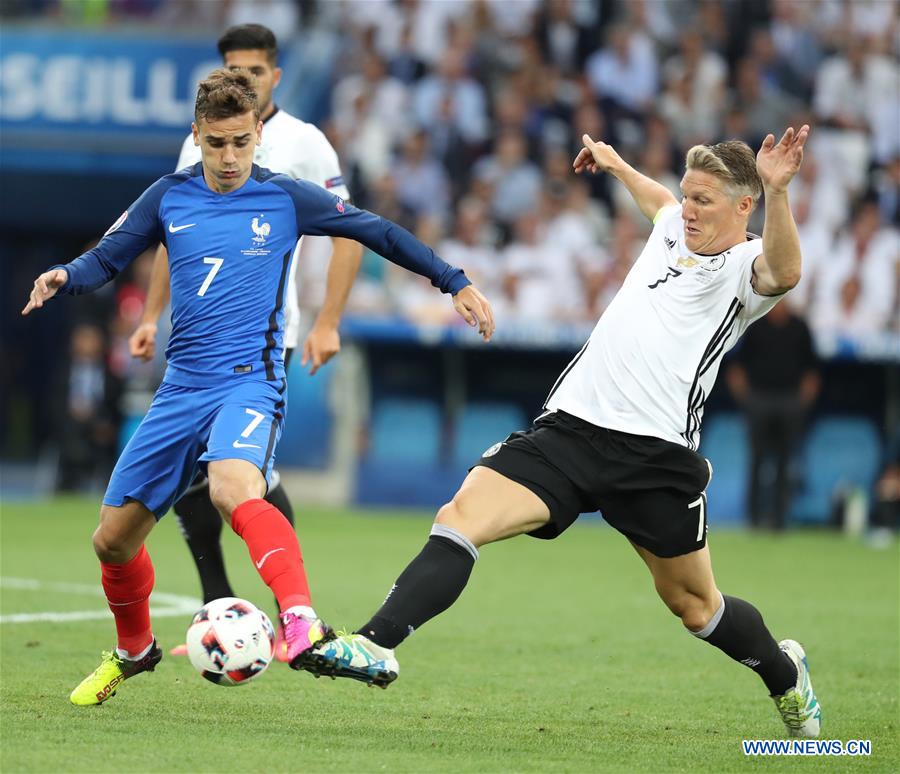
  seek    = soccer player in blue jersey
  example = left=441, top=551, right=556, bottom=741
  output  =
left=22, top=68, right=494, bottom=706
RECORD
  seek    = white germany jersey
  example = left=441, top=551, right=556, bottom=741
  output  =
left=176, top=108, right=351, bottom=348
left=545, top=204, right=781, bottom=450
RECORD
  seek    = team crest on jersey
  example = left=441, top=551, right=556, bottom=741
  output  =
left=335, top=197, right=345, bottom=214
left=104, top=211, right=128, bottom=236
left=700, top=253, right=727, bottom=271
left=251, top=215, right=271, bottom=244
left=676, top=256, right=699, bottom=268
left=482, top=442, right=503, bottom=458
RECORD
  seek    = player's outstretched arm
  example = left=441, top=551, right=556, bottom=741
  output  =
left=129, top=244, right=171, bottom=361
left=21, top=268, right=68, bottom=315
left=574, top=134, right=678, bottom=222
left=287, top=180, right=495, bottom=341
left=301, top=237, right=363, bottom=374
left=752, top=125, right=810, bottom=296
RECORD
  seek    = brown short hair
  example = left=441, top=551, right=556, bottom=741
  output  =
left=194, top=68, right=259, bottom=123
left=685, top=140, right=763, bottom=206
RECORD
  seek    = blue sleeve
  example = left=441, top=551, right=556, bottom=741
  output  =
left=277, top=178, right=470, bottom=295
left=53, top=177, right=173, bottom=295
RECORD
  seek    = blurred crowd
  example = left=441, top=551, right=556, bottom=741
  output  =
left=8, top=0, right=898, bottom=335
left=6, top=1, right=897, bottom=509
left=317, top=0, right=900, bottom=334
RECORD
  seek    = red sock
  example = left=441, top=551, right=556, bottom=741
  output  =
left=101, top=545, right=154, bottom=657
left=231, top=499, right=311, bottom=612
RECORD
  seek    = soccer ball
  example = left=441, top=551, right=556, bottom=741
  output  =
left=186, top=597, right=275, bottom=686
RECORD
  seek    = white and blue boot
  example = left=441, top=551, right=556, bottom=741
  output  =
left=301, top=633, right=399, bottom=689
left=773, top=639, right=822, bottom=738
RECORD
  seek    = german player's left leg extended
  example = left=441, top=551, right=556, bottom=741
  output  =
left=298, top=466, right=552, bottom=686
left=362, top=467, right=551, bottom=650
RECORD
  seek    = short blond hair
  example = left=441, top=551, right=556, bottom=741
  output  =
left=686, top=140, right=762, bottom=206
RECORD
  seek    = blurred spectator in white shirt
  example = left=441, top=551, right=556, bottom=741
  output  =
left=439, top=196, right=503, bottom=302
left=472, top=129, right=542, bottom=231
left=813, top=35, right=900, bottom=190
left=810, top=199, right=899, bottom=336
left=224, top=0, right=298, bottom=39
left=770, top=0, right=825, bottom=98
left=346, top=0, right=467, bottom=67
left=388, top=214, right=458, bottom=326
left=730, top=58, right=801, bottom=149
left=333, top=51, right=409, bottom=147
left=661, top=30, right=726, bottom=142
left=392, top=130, right=450, bottom=220
left=414, top=45, right=490, bottom=146
left=503, top=211, right=580, bottom=322
left=585, top=23, right=659, bottom=116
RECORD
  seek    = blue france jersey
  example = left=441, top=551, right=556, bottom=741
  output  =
left=56, top=164, right=469, bottom=387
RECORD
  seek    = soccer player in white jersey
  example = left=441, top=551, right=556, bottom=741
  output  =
left=128, top=25, right=363, bottom=659
left=302, top=125, right=823, bottom=739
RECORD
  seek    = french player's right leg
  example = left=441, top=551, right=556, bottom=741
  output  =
left=70, top=382, right=209, bottom=705
left=302, top=465, right=552, bottom=687
left=172, top=470, right=295, bottom=604
left=70, top=500, right=163, bottom=706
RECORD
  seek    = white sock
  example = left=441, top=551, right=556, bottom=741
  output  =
left=117, top=640, right=154, bottom=661
left=283, top=605, right=317, bottom=620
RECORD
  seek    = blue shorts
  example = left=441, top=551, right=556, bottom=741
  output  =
left=104, top=378, right=286, bottom=518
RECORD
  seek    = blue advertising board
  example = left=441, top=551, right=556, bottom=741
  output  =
left=1, top=28, right=220, bottom=175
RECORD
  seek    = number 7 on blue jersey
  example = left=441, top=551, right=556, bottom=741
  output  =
left=197, top=257, right=224, bottom=297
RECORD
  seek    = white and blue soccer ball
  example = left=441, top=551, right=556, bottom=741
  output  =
left=186, top=597, right=275, bottom=686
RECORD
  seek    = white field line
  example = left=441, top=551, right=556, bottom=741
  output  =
left=0, top=577, right=200, bottom=624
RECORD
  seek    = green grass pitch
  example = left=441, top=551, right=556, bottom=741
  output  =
left=1, top=497, right=897, bottom=773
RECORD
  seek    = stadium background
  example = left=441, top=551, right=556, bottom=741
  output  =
left=0, top=2, right=899, bottom=772
left=1, top=0, right=898, bottom=526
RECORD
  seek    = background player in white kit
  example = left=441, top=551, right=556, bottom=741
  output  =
left=302, top=125, right=823, bottom=740
left=128, top=24, right=363, bottom=659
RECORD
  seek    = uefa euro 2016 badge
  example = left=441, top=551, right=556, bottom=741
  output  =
left=482, top=442, right=502, bottom=458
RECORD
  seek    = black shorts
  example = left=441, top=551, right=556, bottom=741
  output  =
left=474, top=411, right=713, bottom=558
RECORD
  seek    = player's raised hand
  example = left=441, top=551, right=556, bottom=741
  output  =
left=756, top=125, right=810, bottom=194
left=452, top=285, right=495, bottom=342
left=129, top=322, right=158, bottom=361
left=301, top=322, right=341, bottom=375
left=21, top=268, right=68, bottom=315
left=573, top=134, right=623, bottom=175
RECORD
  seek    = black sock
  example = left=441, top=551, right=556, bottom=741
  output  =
left=696, top=594, right=798, bottom=695
left=264, top=480, right=294, bottom=526
left=173, top=480, right=234, bottom=604
left=357, top=527, right=478, bottom=649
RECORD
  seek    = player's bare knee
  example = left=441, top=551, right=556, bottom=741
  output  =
left=435, top=499, right=468, bottom=532
left=435, top=497, right=488, bottom=545
left=208, top=480, right=239, bottom=520
left=93, top=515, right=132, bottom=563
left=673, top=592, right=720, bottom=632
